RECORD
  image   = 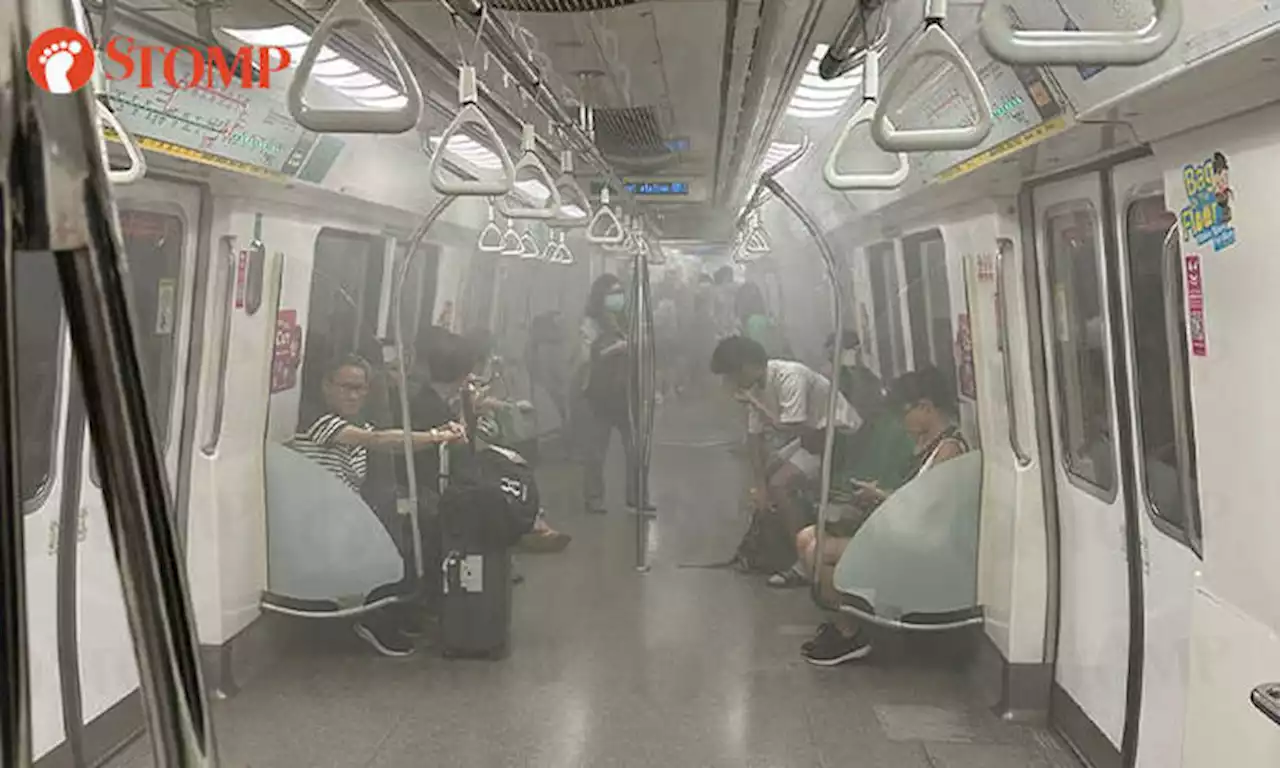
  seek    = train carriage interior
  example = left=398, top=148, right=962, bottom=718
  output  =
left=6, top=0, right=1280, bottom=766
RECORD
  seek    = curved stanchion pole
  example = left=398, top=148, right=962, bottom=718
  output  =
left=980, top=0, right=1181, bottom=66
left=431, top=67, right=516, bottom=196
left=390, top=196, right=457, bottom=578
left=97, top=101, right=147, bottom=185
left=496, top=124, right=563, bottom=220
left=758, top=175, right=845, bottom=615
left=628, top=233, right=657, bottom=572
left=872, top=0, right=993, bottom=154
left=16, top=0, right=219, bottom=758
left=823, top=50, right=910, bottom=191
left=287, top=0, right=424, bottom=134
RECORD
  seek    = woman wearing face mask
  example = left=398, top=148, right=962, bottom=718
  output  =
left=577, top=274, right=649, bottom=515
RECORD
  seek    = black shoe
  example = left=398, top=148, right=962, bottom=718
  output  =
left=803, top=627, right=872, bottom=666
left=801, top=622, right=839, bottom=654
left=354, top=623, right=416, bottom=658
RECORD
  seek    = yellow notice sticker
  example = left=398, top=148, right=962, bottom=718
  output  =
left=936, top=116, right=1070, bottom=183
left=104, top=130, right=285, bottom=180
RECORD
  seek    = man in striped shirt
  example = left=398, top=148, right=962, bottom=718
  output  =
left=291, top=354, right=465, bottom=657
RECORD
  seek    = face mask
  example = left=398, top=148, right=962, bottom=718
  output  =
left=604, top=294, right=626, bottom=313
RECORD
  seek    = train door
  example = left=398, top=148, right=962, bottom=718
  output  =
left=75, top=180, right=205, bottom=744
left=1033, top=174, right=1131, bottom=758
left=1111, top=157, right=1213, bottom=767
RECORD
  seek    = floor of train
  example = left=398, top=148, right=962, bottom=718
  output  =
left=106, top=393, right=1081, bottom=768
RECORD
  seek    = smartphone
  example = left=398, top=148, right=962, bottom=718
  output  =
left=1252, top=684, right=1280, bottom=728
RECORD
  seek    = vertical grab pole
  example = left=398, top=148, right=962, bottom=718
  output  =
left=391, top=196, right=457, bottom=580
left=629, top=237, right=657, bottom=571
left=0, top=7, right=31, bottom=764
left=15, top=0, right=219, bottom=763
left=758, top=177, right=845, bottom=614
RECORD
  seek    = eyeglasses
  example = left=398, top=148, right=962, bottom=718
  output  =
left=331, top=381, right=368, bottom=394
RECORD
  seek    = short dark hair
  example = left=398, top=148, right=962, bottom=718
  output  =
left=424, top=331, right=479, bottom=384
left=324, top=353, right=371, bottom=383
left=888, top=367, right=956, bottom=415
left=710, top=335, right=768, bottom=375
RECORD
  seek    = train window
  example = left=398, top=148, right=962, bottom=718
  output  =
left=866, top=241, right=906, bottom=380
left=394, top=242, right=440, bottom=353
left=1045, top=202, right=1116, bottom=495
left=1125, top=197, right=1201, bottom=545
left=461, top=250, right=499, bottom=336
left=15, top=254, right=64, bottom=507
left=120, top=209, right=187, bottom=448
left=301, top=229, right=385, bottom=424
left=902, top=231, right=956, bottom=382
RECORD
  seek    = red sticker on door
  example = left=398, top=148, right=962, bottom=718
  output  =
left=271, top=310, right=303, bottom=393
left=234, top=250, right=249, bottom=309
left=1185, top=254, right=1207, bottom=357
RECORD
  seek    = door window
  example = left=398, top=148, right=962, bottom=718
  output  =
left=120, top=209, right=186, bottom=448
left=902, top=231, right=956, bottom=381
left=1045, top=201, right=1116, bottom=496
left=1124, top=196, right=1202, bottom=546
left=302, top=229, right=385, bottom=406
left=867, top=241, right=906, bottom=380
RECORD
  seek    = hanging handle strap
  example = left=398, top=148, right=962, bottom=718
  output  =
left=872, top=0, right=993, bottom=153
left=497, top=124, right=563, bottom=220
left=823, top=51, right=909, bottom=191
left=477, top=201, right=504, bottom=252
left=587, top=188, right=626, bottom=245
left=98, top=102, right=147, bottom=185
left=979, top=0, right=1182, bottom=66
left=287, top=0, right=424, bottom=134
left=431, top=67, right=516, bottom=196
left=553, top=150, right=593, bottom=228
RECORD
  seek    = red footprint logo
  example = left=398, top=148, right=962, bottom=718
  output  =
left=28, top=28, right=96, bottom=94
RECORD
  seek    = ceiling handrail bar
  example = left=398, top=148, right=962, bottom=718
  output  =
left=872, top=0, right=993, bottom=153
left=979, top=0, right=1182, bottom=66
left=496, top=123, right=563, bottom=220
left=430, top=66, right=516, bottom=196
left=287, top=0, right=424, bottom=134
left=824, top=50, right=910, bottom=190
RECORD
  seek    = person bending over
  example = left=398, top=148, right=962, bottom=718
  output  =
left=291, top=354, right=466, bottom=657
left=796, top=367, right=969, bottom=667
left=710, top=336, right=861, bottom=574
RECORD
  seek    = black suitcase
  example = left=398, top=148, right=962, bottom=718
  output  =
left=439, top=540, right=513, bottom=659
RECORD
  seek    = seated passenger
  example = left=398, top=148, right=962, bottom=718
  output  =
left=710, top=336, right=862, bottom=578
left=290, top=354, right=465, bottom=657
left=795, top=367, right=969, bottom=666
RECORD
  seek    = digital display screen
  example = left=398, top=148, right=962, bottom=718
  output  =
left=625, top=181, right=689, bottom=196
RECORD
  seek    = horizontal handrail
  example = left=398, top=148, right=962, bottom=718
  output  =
left=430, top=66, right=516, bottom=196
left=824, top=50, right=909, bottom=191
left=979, top=0, right=1182, bottom=66
left=287, top=0, right=424, bottom=134
left=872, top=0, right=993, bottom=153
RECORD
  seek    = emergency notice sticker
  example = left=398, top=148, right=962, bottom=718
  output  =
left=1184, top=254, right=1207, bottom=357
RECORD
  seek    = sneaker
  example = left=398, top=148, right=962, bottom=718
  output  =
left=766, top=567, right=809, bottom=589
left=353, top=623, right=416, bottom=658
left=801, top=623, right=839, bottom=654
left=803, top=627, right=872, bottom=666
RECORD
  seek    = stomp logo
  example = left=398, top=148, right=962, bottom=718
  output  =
left=27, top=27, right=292, bottom=94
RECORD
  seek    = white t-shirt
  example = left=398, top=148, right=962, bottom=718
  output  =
left=746, top=360, right=861, bottom=436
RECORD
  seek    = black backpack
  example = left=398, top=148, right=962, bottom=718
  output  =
left=730, top=505, right=797, bottom=575
left=439, top=446, right=539, bottom=551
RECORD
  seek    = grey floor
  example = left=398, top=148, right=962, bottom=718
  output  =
left=107, top=394, right=1081, bottom=768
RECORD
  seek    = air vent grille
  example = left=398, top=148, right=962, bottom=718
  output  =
left=593, top=105, right=669, bottom=158
left=487, top=0, right=639, bottom=12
